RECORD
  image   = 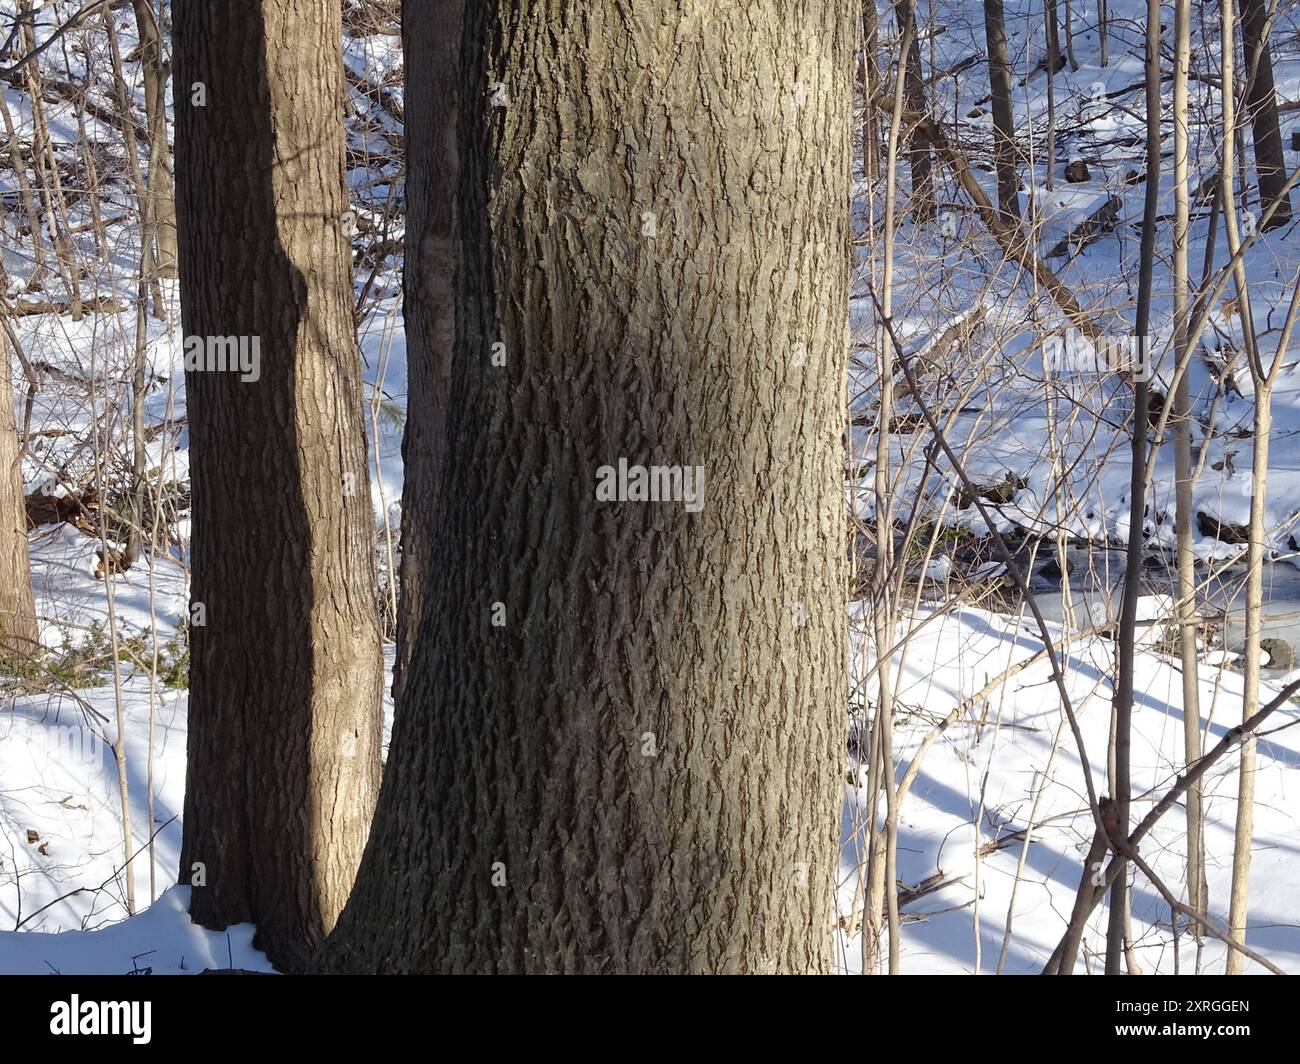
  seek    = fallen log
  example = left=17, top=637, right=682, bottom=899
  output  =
left=24, top=488, right=99, bottom=532
left=11, top=296, right=127, bottom=316
left=1047, top=196, right=1122, bottom=259
left=870, top=91, right=1113, bottom=348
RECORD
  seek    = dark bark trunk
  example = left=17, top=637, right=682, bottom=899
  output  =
left=983, top=0, right=1019, bottom=219
left=318, top=0, right=853, bottom=974
left=172, top=0, right=383, bottom=972
left=1239, top=0, right=1292, bottom=229
left=1044, top=0, right=1061, bottom=58
left=1044, top=0, right=1060, bottom=187
left=861, top=1, right=881, bottom=182
left=392, top=0, right=460, bottom=709
left=895, top=0, right=934, bottom=220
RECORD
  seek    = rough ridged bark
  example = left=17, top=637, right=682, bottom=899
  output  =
left=172, top=0, right=383, bottom=972
left=318, top=0, right=853, bottom=974
left=393, top=0, right=460, bottom=708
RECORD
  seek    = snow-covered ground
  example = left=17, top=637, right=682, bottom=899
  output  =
left=3, top=0, right=1300, bottom=974
left=6, top=581, right=1295, bottom=974
left=839, top=602, right=1300, bottom=973
left=0, top=569, right=396, bottom=972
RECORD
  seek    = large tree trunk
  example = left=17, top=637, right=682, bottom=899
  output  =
left=0, top=323, right=37, bottom=657
left=1239, top=0, right=1292, bottom=229
left=983, top=0, right=1019, bottom=220
left=318, top=0, right=853, bottom=975
left=392, top=0, right=460, bottom=709
left=172, top=0, right=383, bottom=972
